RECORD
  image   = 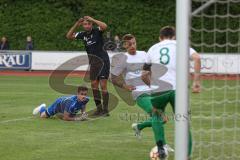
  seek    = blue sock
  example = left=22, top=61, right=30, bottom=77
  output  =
left=39, top=107, right=46, bottom=114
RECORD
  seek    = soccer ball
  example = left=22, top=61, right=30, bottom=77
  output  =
left=149, top=146, right=168, bottom=160
left=150, top=146, right=160, bottom=160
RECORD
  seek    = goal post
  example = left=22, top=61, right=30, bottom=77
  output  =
left=175, top=0, right=240, bottom=159
left=175, top=0, right=191, bottom=160
left=190, top=0, right=240, bottom=159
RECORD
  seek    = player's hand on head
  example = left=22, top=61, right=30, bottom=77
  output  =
left=123, top=84, right=136, bottom=92
left=76, top=18, right=84, bottom=26
left=84, top=16, right=94, bottom=21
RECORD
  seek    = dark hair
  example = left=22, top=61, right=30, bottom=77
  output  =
left=83, top=18, right=92, bottom=24
left=160, top=26, right=175, bottom=39
left=122, top=34, right=135, bottom=41
left=77, top=86, right=88, bottom=93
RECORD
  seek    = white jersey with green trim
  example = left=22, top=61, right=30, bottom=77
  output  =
left=124, top=51, right=148, bottom=80
left=111, top=50, right=170, bottom=99
left=147, top=40, right=197, bottom=90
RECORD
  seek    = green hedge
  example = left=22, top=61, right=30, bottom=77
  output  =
left=0, top=0, right=175, bottom=51
left=191, top=1, right=240, bottom=53
left=0, top=0, right=239, bottom=52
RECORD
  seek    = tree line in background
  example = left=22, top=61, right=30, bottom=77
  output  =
left=0, top=0, right=239, bottom=52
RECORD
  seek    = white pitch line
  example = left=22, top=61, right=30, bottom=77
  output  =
left=0, top=116, right=33, bottom=124
left=0, top=115, right=107, bottom=124
left=86, top=116, right=109, bottom=122
left=1, top=114, right=230, bottom=124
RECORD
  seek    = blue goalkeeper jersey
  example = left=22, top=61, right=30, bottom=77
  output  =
left=46, top=95, right=89, bottom=116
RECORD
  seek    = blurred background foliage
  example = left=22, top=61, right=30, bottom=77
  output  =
left=0, top=0, right=239, bottom=52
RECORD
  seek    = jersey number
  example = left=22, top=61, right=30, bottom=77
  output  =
left=159, top=47, right=170, bottom=65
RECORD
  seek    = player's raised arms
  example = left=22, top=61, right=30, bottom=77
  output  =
left=83, top=16, right=107, bottom=31
left=66, top=18, right=84, bottom=40
left=66, top=16, right=107, bottom=40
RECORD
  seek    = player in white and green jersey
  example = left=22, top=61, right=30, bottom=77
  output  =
left=111, top=34, right=174, bottom=158
left=141, top=26, right=201, bottom=159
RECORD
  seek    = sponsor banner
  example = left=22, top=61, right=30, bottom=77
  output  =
left=32, top=51, right=240, bottom=74
left=190, top=54, right=240, bottom=74
left=8, top=51, right=236, bottom=74
left=0, top=51, right=31, bottom=69
left=31, top=51, right=116, bottom=71
left=31, top=51, right=87, bottom=71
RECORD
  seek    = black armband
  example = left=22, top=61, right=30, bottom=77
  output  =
left=143, top=63, right=152, bottom=71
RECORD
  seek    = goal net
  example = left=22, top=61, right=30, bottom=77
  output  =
left=190, top=0, right=240, bottom=159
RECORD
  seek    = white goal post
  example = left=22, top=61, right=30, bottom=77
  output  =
left=175, top=0, right=191, bottom=160
left=176, top=0, right=240, bottom=160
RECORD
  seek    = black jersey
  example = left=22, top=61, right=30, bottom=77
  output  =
left=75, top=27, right=109, bottom=61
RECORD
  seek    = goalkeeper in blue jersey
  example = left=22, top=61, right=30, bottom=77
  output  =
left=32, top=86, right=89, bottom=121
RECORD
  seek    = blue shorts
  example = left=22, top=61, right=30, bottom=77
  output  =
left=46, top=98, right=62, bottom=117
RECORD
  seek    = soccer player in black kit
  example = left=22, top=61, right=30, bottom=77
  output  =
left=66, top=16, right=110, bottom=116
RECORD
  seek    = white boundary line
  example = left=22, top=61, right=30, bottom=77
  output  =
left=0, top=116, right=33, bottom=124
left=0, top=114, right=236, bottom=124
left=0, top=115, right=107, bottom=124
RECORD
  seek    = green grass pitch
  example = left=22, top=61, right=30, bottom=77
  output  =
left=0, top=75, right=239, bottom=160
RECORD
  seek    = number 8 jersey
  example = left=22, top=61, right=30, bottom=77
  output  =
left=146, top=39, right=197, bottom=90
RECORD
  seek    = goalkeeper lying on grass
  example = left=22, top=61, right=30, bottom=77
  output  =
left=32, top=86, right=89, bottom=121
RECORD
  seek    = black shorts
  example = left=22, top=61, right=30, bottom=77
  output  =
left=89, top=58, right=110, bottom=80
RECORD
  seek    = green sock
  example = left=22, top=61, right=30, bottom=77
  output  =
left=152, top=113, right=166, bottom=144
left=137, top=117, right=152, bottom=130
left=188, top=129, right=192, bottom=157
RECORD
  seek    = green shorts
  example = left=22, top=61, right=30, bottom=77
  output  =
left=151, top=90, right=175, bottom=112
left=136, top=90, right=175, bottom=114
